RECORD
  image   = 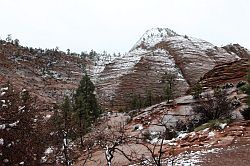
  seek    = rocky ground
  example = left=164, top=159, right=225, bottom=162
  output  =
left=74, top=84, right=250, bottom=165
left=201, top=143, right=250, bottom=166
left=74, top=116, right=250, bottom=166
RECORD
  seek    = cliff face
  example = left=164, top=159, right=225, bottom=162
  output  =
left=95, top=28, right=249, bottom=110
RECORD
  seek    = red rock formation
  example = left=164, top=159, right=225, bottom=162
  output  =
left=197, top=59, right=249, bottom=89
left=96, top=28, right=249, bottom=111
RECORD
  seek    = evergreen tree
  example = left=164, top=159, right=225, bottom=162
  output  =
left=130, top=94, right=142, bottom=110
left=73, top=74, right=101, bottom=146
left=164, top=84, right=173, bottom=103
left=80, top=51, right=88, bottom=59
left=192, top=83, right=203, bottom=99
left=144, top=90, right=153, bottom=107
left=51, top=96, right=76, bottom=165
left=66, top=49, right=70, bottom=55
left=162, top=72, right=176, bottom=103
left=6, top=34, right=12, bottom=43
left=89, top=49, right=97, bottom=60
left=13, top=39, right=19, bottom=46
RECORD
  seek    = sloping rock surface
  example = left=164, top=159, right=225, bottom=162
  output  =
left=96, top=28, right=249, bottom=110
left=198, top=59, right=250, bottom=89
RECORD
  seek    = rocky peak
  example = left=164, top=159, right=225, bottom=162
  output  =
left=131, top=28, right=179, bottom=51
left=96, top=28, right=249, bottom=111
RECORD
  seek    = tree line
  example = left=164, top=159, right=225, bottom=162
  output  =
left=0, top=34, right=122, bottom=61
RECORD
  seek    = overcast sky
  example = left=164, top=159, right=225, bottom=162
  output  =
left=0, top=0, right=249, bottom=53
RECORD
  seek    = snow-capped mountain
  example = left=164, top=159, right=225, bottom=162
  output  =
left=94, top=28, right=249, bottom=110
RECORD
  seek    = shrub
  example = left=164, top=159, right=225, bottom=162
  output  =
left=175, top=119, right=201, bottom=132
left=185, top=118, right=201, bottom=132
left=239, top=84, right=248, bottom=93
left=133, top=125, right=139, bottom=131
left=118, top=108, right=124, bottom=113
left=237, top=72, right=250, bottom=120
left=162, top=128, right=177, bottom=140
left=142, top=130, right=152, bottom=141
left=192, top=88, right=233, bottom=124
left=175, top=119, right=188, bottom=132
left=236, top=81, right=246, bottom=88
left=194, top=119, right=230, bottom=131
left=222, top=83, right=234, bottom=89
left=241, top=107, right=250, bottom=120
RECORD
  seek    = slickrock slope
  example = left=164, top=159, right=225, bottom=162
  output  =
left=75, top=85, right=250, bottom=166
left=0, top=41, right=86, bottom=110
left=96, top=28, right=248, bottom=111
left=198, top=59, right=250, bottom=89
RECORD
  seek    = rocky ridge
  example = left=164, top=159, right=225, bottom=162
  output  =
left=95, top=28, right=249, bottom=111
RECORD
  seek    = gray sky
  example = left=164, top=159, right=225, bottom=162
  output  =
left=0, top=0, right=249, bottom=53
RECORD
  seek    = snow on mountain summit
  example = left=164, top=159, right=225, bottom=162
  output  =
left=95, top=28, right=246, bottom=110
left=131, top=28, right=179, bottom=51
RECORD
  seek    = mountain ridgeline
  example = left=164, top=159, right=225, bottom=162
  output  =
left=95, top=28, right=250, bottom=111
left=0, top=28, right=249, bottom=111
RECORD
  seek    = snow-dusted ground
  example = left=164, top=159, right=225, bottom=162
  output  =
left=165, top=147, right=223, bottom=166
left=128, top=147, right=223, bottom=166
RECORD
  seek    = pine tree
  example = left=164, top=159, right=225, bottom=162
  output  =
left=144, top=90, right=153, bottom=107
left=50, top=96, right=76, bottom=166
left=192, top=83, right=203, bottom=99
left=130, top=94, right=142, bottom=110
left=73, top=74, right=101, bottom=146
left=162, top=72, right=176, bottom=103
left=6, top=34, right=12, bottom=43
left=164, top=84, right=173, bottom=103
left=89, top=49, right=97, bottom=60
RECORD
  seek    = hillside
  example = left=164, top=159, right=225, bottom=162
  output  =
left=95, top=28, right=250, bottom=111
left=0, top=40, right=86, bottom=110
left=75, top=84, right=250, bottom=165
left=1, top=28, right=250, bottom=166
left=0, top=28, right=249, bottom=112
